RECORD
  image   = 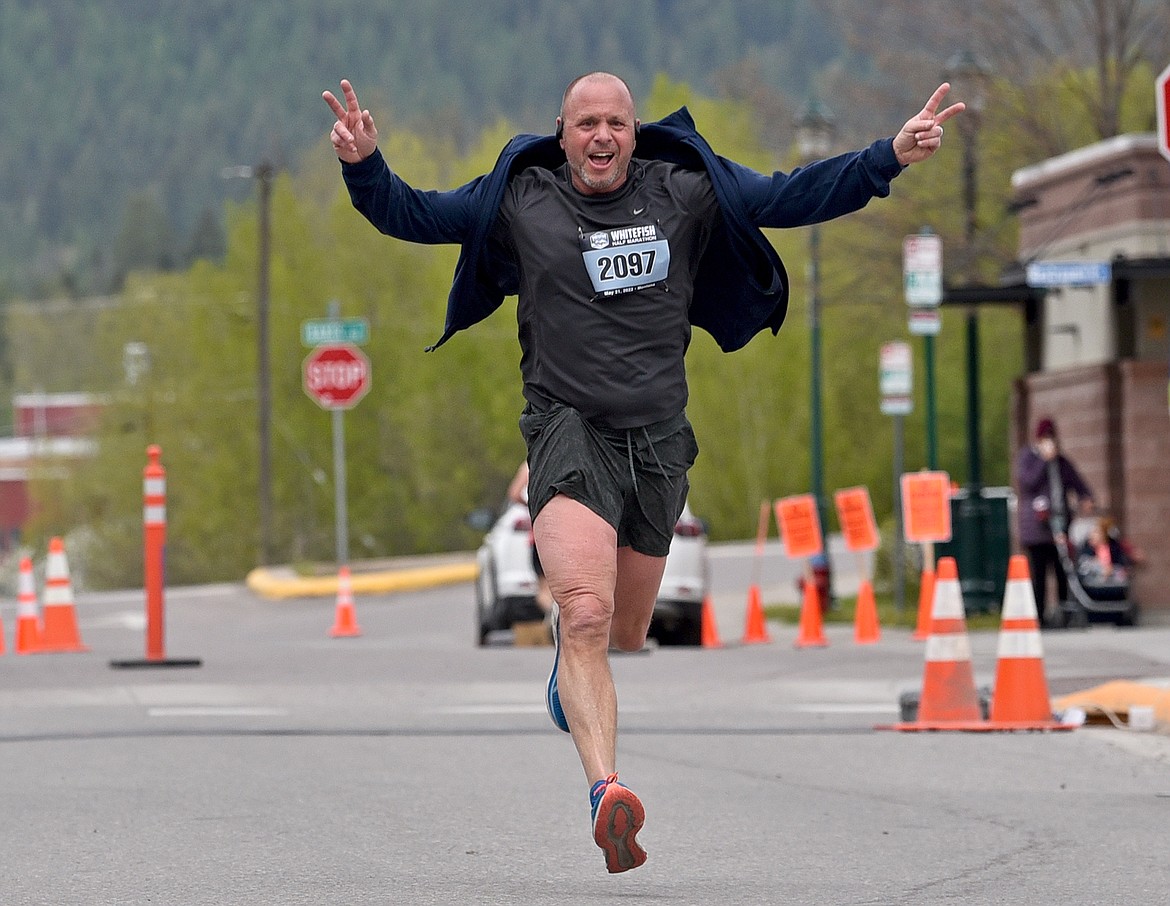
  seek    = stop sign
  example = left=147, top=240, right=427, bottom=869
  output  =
left=1158, top=63, right=1170, bottom=163
left=303, top=343, right=371, bottom=410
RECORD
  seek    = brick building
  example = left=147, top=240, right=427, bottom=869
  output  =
left=0, top=393, right=101, bottom=547
left=1009, top=134, right=1170, bottom=619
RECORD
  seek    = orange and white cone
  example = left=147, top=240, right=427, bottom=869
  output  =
left=40, top=537, right=89, bottom=653
left=853, top=578, right=881, bottom=645
left=989, top=555, right=1075, bottom=730
left=741, top=584, right=771, bottom=644
left=700, top=595, right=723, bottom=648
left=881, top=556, right=984, bottom=730
left=329, top=566, right=362, bottom=638
left=14, top=555, right=41, bottom=654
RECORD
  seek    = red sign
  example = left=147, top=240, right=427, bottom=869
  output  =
left=303, top=343, right=370, bottom=410
left=774, top=494, right=823, bottom=559
left=1158, top=64, right=1170, bottom=163
left=834, top=487, right=880, bottom=552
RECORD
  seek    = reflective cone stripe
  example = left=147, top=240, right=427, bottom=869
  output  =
left=990, top=555, right=1058, bottom=724
left=40, top=537, right=88, bottom=653
left=15, top=556, right=41, bottom=654
left=916, top=557, right=981, bottom=723
left=330, top=566, right=362, bottom=638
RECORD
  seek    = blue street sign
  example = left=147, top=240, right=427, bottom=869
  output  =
left=1025, top=260, right=1112, bottom=288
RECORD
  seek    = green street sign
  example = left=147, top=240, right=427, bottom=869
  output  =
left=301, top=318, right=369, bottom=347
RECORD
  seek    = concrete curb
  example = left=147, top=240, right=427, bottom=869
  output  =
left=246, top=559, right=478, bottom=600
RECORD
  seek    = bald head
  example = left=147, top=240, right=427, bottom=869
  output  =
left=560, top=72, right=636, bottom=124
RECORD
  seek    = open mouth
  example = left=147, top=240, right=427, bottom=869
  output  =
left=587, top=151, right=615, bottom=170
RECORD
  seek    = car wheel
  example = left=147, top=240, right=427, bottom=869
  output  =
left=475, top=559, right=497, bottom=646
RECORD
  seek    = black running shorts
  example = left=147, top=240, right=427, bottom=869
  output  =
left=519, top=403, right=698, bottom=558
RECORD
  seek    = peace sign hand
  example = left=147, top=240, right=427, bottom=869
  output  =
left=893, top=82, right=966, bottom=166
left=323, top=79, right=379, bottom=164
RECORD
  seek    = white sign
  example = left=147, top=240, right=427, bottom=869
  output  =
left=903, top=233, right=943, bottom=307
left=1025, top=260, right=1112, bottom=288
left=908, top=308, right=941, bottom=336
left=880, top=341, right=913, bottom=416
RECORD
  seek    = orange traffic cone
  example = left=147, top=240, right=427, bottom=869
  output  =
left=891, top=556, right=983, bottom=729
left=700, top=595, right=723, bottom=648
left=912, top=566, right=935, bottom=641
left=329, top=566, right=362, bottom=638
left=793, top=573, right=828, bottom=648
left=741, top=584, right=771, bottom=644
left=14, top=555, right=41, bottom=654
left=988, top=556, right=1075, bottom=730
left=853, top=578, right=881, bottom=645
left=40, top=537, right=89, bottom=653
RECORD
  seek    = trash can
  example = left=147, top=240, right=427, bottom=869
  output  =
left=935, top=486, right=1013, bottom=614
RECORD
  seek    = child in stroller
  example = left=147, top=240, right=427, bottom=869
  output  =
left=1064, top=515, right=1143, bottom=625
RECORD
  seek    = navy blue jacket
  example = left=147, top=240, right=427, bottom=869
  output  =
left=341, top=107, right=903, bottom=352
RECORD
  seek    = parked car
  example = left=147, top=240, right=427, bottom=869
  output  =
left=474, top=500, right=709, bottom=646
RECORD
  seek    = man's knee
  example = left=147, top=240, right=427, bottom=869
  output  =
left=560, top=594, right=614, bottom=646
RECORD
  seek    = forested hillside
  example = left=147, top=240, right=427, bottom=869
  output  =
left=2, top=0, right=1167, bottom=585
left=0, top=0, right=841, bottom=296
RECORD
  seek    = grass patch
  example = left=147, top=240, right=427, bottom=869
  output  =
left=764, top=592, right=1002, bottom=632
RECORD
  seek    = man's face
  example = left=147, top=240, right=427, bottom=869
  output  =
left=558, top=77, right=638, bottom=195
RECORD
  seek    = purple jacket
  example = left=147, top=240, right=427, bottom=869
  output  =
left=1014, top=445, right=1093, bottom=545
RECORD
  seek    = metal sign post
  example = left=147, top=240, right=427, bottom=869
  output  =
left=302, top=303, right=371, bottom=569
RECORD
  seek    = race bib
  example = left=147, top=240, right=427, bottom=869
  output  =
left=580, top=223, right=670, bottom=299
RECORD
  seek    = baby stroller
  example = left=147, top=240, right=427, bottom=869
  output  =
left=1053, top=512, right=1140, bottom=627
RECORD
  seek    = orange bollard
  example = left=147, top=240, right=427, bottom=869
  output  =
left=330, top=565, right=362, bottom=637
left=853, top=578, right=881, bottom=645
left=39, top=537, right=89, bottom=653
left=740, top=584, right=771, bottom=644
left=110, top=446, right=202, bottom=669
left=14, top=556, right=41, bottom=654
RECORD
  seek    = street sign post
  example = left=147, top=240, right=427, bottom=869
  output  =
left=904, top=230, right=940, bottom=468
left=1156, top=63, right=1170, bottom=163
left=903, top=232, right=943, bottom=307
left=1025, top=260, right=1112, bottom=288
left=302, top=343, right=371, bottom=410
left=301, top=317, right=369, bottom=347
left=880, top=341, right=913, bottom=416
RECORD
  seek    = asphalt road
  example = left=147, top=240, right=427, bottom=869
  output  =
left=1, top=561, right=1168, bottom=905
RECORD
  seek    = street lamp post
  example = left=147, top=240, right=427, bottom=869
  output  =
left=796, top=98, right=836, bottom=600
left=945, top=50, right=991, bottom=491
left=946, top=50, right=993, bottom=611
left=222, top=161, right=276, bottom=565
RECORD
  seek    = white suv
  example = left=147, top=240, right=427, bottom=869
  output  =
left=474, top=501, right=709, bottom=646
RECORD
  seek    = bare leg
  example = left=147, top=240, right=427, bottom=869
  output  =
left=610, top=547, right=667, bottom=651
left=534, top=495, right=621, bottom=784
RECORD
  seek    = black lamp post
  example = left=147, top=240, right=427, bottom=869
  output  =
left=945, top=50, right=994, bottom=611
left=222, top=161, right=275, bottom=565
left=795, top=98, right=836, bottom=598
left=945, top=50, right=991, bottom=490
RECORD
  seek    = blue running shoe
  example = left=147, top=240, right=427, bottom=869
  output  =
left=546, top=603, right=569, bottom=733
left=590, top=773, right=647, bottom=873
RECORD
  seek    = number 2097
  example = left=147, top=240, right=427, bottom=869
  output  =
left=597, top=249, right=657, bottom=281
